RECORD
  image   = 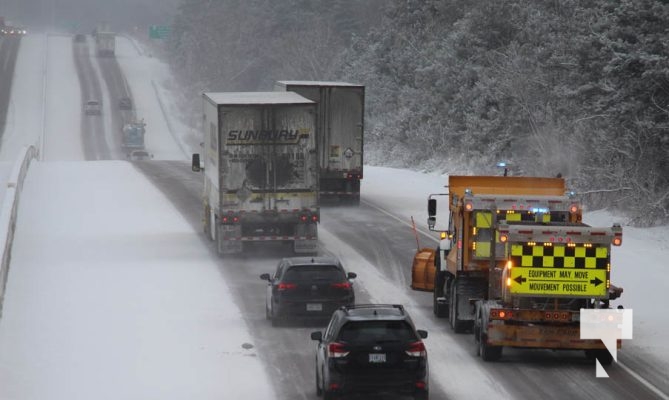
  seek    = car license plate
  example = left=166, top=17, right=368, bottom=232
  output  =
left=306, top=303, right=322, bottom=312
left=368, top=353, right=386, bottom=363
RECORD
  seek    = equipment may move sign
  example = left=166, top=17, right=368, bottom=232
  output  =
left=509, top=267, right=608, bottom=297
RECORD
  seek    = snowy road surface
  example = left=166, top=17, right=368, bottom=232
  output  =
left=0, top=32, right=668, bottom=400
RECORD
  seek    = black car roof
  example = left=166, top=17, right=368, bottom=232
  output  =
left=337, top=304, right=409, bottom=321
left=282, top=256, right=342, bottom=267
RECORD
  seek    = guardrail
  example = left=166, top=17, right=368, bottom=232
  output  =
left=0, top=145, right=39, bottom=319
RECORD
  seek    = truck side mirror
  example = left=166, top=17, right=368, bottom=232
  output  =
left=428, top=216, right=436, bottom=230
left=192, top=153, right=202, bottom=172
left=428, top=199, right=437, bottom=217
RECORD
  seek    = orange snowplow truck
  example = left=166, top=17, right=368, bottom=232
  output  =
left=411, top=175, right=623, bottom=363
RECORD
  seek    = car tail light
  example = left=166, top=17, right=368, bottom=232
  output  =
left=327, top=342, right=349, bottom=358
left=277, top=282, right=297, bottom=291
left=300, top=215, right=308, bottom=222
left=415, top=381, right=427, bottom=389
left=311, top=215, right=319, bottom=222
left=405, top=341, right=426, bottom=357
left=331, top=282, right=351, bottom=289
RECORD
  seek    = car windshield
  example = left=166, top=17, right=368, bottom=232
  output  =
left=338, top=320, right=417, bottom=344
left=282, top=265, right=345, bottom=283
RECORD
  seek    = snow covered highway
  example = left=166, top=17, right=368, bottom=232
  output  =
left=0, top=32, right=668, bottom=400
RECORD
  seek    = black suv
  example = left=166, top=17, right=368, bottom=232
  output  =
left=311, top=304, right=429, bottom=400
left=260, top=257, right=356, bottom=326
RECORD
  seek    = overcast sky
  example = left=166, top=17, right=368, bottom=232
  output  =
left=0, top=0, right=179, bottom=33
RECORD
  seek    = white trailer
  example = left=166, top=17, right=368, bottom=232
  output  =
left=275, top=81, right=364, bottom=204
left=95, top=31, right=115, bottom=57
left=193, top=92, right=319, bottom=254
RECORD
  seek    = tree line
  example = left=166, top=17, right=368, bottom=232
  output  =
left=168, top=0, right=669, bottom=226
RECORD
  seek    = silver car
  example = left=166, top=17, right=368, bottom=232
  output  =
left=84, top=100, right=101, bottom=116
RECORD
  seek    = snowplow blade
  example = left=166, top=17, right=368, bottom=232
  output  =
left=411, top=248, right=436, bottom=291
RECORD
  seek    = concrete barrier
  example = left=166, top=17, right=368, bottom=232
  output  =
left=0, top=145, right=39, bottom=319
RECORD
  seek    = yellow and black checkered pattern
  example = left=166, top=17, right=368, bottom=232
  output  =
left=510, top=244, right=608, bottom=269
left=503, top=211, right=551, bottom=223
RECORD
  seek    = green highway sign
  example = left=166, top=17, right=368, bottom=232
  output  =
left=149, top=25, right=170, bottom=39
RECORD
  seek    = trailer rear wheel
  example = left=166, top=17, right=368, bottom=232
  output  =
left=449, top=278, right=486, bottom=333
left=203, top=205, right=211, bottom=237
left=206, top=208, right=216, bottom=241
left=433, top=272, right=448, bottom=318
left=478, top=332, right=502, bottom=361
left=449, top=280, right=468, bottom=333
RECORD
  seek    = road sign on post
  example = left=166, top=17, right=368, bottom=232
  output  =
left=149, top=25, right=170, bottom=39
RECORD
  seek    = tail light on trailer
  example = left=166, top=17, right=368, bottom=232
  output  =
left=490, top=309, right=513, bottom=320
left=299, top=214, right=319, bottom=223
left=405, top=341, right=427, bottom=357
left=327, top=342, right=349, bottom=358
left=544, top=312, right=570, bottom=321
left=221, top=215, right=240, bottom=224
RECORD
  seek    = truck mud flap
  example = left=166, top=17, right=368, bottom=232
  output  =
left=451, top=277, right=487, bottom=333
left=293, top=240, right=317, bottom=254
left=218, top=239, right=242, bottom=254
left=217, top=225, right=242, bottom=254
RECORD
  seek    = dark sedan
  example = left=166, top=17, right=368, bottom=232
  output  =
left=260, top=256, right=356, bottom=326
left=118, top=97, right=132, bottom=110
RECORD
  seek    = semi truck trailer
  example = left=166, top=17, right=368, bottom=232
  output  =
left=275, top=81, right=364, bottom=205
left=193, top=92, right=319, bottom=254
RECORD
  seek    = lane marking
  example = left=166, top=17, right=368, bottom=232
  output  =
left=41, top=34, right=48, bottom=159
left=361, top=198, right=438, bottom=244
left=618, top=362, right=669, bottom=400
